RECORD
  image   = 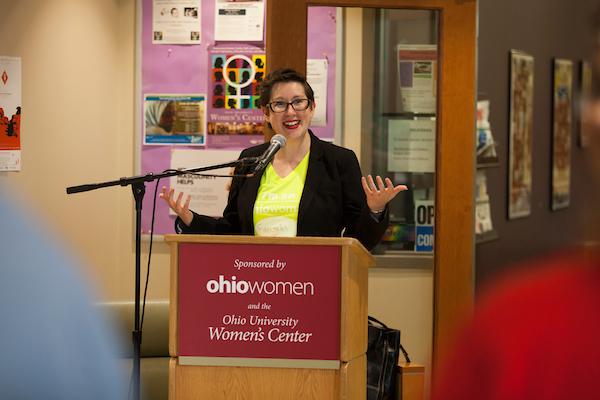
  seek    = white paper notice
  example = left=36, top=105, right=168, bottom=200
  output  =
left=0, top=56, right=22, bottom=172
left=153, top=0, right=201, bottom=44
left=397, top=44, right=437, bottom=114
left=387, top=119, right=436, bottom=173
left=306, top=59, right=328, bottom=127
left=170, top=149, right=240, bottom=217
left=214, top=0, right=264, bottom=42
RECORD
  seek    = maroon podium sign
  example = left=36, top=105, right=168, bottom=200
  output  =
left=178, top=243, right=341, bottom=362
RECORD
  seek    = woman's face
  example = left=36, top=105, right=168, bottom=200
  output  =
left=264, top=82, right=315, bottom=141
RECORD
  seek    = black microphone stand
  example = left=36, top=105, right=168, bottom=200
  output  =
left=65, top=157, right=258, bottom=400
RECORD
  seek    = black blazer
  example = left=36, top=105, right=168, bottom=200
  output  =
left=176, top=131, right=389, bottom=250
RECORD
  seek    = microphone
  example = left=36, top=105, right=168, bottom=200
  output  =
left=253, top=134, right=286, bottom=174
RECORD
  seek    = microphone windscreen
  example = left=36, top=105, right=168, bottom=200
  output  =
left=271, top=134, right=286, bottom=148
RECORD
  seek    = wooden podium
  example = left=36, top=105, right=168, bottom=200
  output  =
left=165, top=235, right=374, bottom=400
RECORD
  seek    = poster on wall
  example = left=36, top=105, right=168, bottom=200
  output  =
left=214, top=0, right=264, bottom=42
left=387, top=118, right=436, bottom=173
left=207, top=47, right=266, bottom=148
left=579, top=61, right=592, bottom=148
left=551, top=58, right=573, bottom=210
left=170, top=149, right=239, bottom=217
left=476, top=100, right=498, bottom=164
left=475, top=171, right=494, bottom=234
left=152, top=0, right=201, bottom=44
left=396, top=44, right=437, bottom=114
left=414, top=200, right=434, bottom=252
left=306, top=59, right=328, bottom=127
left=0, top=56, right=21, bottom=172
left=144, top=94, right=206, bottom=145
left=508, top=50, right=534, bottom=219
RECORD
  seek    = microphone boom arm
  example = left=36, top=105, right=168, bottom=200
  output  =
left=64, top=154, right=259, bottom=400
left=66, top=156, right=259, bottom=194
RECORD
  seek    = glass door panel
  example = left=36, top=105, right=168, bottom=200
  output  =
left=307, top=7, right=440, bottom=257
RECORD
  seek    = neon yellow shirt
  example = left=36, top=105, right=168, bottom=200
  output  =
left=253, top=152, right=310, bottom=237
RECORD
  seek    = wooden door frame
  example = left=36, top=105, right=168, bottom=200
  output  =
left=266, top=0, right=476, bottom=374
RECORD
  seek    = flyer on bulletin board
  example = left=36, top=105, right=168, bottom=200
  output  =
left=170, top=149, right=239, bottom=217
left=0, top=56, right=21, bottom=172
left=144, top=94, right=206, bottom=145
left=152, top=0, right=201, bottom=44
left=214, top=0, right=264, bottom=42
left=306, top=59, right=328, bottom=127
left=207, top=47, right=266, bottom=149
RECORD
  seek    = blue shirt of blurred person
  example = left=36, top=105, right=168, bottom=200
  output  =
left=0, top=192, right=125, bottom=399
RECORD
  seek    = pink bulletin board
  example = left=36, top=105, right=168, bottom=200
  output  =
left=138, top=1, right=337, bottom=235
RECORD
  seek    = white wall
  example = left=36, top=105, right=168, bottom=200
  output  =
left=368, top=268, right=434, bottom=396
left=0, top=0, right=143, bottom=299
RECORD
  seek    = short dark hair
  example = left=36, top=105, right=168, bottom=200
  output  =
left=258, top=68, right=315, bottom=108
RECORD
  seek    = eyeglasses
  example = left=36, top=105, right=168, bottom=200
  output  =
left=267, top=98, right=311, bottom=113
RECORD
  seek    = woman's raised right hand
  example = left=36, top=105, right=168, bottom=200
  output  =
left=159, top=186, right=193, bottom=226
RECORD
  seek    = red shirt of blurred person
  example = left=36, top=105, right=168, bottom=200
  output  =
left=433, top=250, right=600, bottom=400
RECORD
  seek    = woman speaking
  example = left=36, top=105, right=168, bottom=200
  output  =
left=160, top=68, right=407, bottom=250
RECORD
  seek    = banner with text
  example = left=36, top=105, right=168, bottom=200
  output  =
left=178, top=243, right=341, bottom=361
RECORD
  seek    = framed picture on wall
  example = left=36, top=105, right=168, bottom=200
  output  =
left=551, top=58, right=573, bottom=210
left=579, top=60, right=592, bottom=148
left=508, top=50, right=534, bottom=219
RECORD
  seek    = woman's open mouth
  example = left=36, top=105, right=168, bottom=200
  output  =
left=283, top=120, right=301, bottom=129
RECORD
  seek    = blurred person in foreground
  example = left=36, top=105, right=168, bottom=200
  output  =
left=0, top=190, right=125, bottom=399
left=432, top=41, right=600, bottom=400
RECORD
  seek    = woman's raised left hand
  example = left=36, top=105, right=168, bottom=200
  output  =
left=361, top=175, right=408, bottom=213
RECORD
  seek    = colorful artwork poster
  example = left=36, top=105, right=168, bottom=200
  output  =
left=0, top=56, right=22, bottom=172
left=508, top=51, right=534, bottom=219
left=144, top=94, right=206, bottom=146
left=551, top=59, right=573, bottom=210
left=207, top=47, right=266, bottom=149
left=579, top=61, right=592, bottom=148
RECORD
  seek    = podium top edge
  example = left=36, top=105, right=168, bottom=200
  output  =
left=163, top=234, right=373, bottom=262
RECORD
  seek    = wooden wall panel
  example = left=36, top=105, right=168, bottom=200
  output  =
left=265, top=0, right=308, bottom=74
left=431, top=0, right=477, bottom=372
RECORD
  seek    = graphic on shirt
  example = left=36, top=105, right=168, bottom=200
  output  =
left=253, top=153, right=309, bottom=237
